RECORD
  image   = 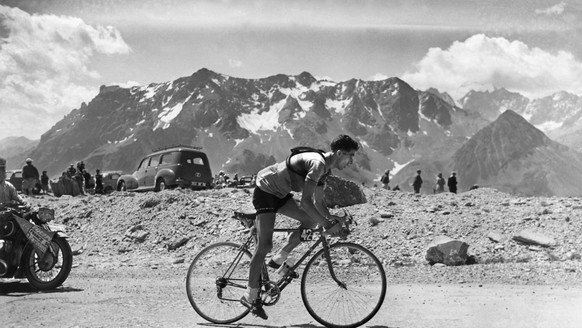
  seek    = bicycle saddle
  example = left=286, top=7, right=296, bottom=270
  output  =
left=232, top=210, right=256, bottom=228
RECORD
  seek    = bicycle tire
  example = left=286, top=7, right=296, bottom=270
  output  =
left=186, top=242, right=252, bottom=324
left=301, top=242, right=387, bottom=328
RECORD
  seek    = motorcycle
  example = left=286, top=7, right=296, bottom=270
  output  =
left=0, top=204, right=73, bottom=290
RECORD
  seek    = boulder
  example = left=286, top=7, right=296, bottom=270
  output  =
left=167, top=236, right=190, bottom=250
left=324, top=175, right=367, bottom=208
left=426, top=235, right=470, bottom=266
left=512, top=230, right=556, bottom=247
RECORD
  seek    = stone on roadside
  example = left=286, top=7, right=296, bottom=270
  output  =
left=167, top=236, right=190, bottom=251
left=368, top=217, right=384, bottom=226
left=487, top=231, right=503, bottom=243
left=512, top=230, right=556, bottom=247
left=426, top=235, right=470, bottom=266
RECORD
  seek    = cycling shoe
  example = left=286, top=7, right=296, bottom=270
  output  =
left=240, top=296, right=268, bottom=320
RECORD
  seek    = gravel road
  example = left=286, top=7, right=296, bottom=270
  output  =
left=2, top=263, right=582, bottom=328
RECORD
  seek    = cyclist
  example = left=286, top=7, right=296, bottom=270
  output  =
left=240, top=134, right=359, bottom=319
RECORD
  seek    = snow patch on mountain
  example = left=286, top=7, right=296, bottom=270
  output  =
left=326, top=98, right=350, bottom=115
left=237, top=98, right=287, bottom=133
left=535, top=121, right=562, bottom=132
left=154, top=101, right=185, bottom=130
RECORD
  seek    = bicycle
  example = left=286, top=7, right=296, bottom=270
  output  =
left=186, top=209, right=387, bottom=328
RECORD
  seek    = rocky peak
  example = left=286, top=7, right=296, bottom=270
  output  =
left=296, top=71, right=316, bottom=87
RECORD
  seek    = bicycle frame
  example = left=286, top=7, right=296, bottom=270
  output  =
left=216, top=226, right=343, bottom=302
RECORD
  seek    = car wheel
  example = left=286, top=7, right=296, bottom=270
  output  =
left=155, top=178, right=166, bottom=192
left=104, top=186, right=113, bottom=194
left=117, top=181, right=126, bottom=191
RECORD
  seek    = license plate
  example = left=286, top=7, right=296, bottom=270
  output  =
left=191, top=182, right=205, bottom=186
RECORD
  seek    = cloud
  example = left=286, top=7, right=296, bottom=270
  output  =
left=535, top=2, right=566, bottom=16
left=369, top=73, right=389, bottom=81
left=0, top=5, right=131, bottom=139
left=228, top=58, right=243, bottom=68
left=400, top=34, right=582, bottom=100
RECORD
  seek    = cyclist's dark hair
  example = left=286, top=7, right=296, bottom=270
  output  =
left=330, top=134, right=359, bottom=152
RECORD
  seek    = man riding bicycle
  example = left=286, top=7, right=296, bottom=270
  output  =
left=241, top=134, right=359, bottom=319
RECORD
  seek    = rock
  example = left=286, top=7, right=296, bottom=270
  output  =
left=564, top=251, right=582, bottom=261
left=379, top=211, right=394, bottom=218
left=125, top=225, right=149, bottom=242
left=324, top=175, right=367, bottom=207
left=167, top=236, right=190, bottom=250
left=512, top=230, right=556, bottom=247
left=368, top=217, right=384, bottom=226
left=487, top=232, right=503, bottom=243
left=426, top=235, right=470, bottom=266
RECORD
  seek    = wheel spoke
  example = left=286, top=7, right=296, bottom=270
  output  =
left=301, top=243, right=386, bottom=328
left=186, top=242, right=251, bottom=324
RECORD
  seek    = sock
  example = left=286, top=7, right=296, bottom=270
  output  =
left=271, top=250, right=289, bottom=265
left=246, top=287, right=259, bottom=303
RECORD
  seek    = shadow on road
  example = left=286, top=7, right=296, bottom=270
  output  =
left=198, top=323, right=395, bottom=328
left=0, top=281, right=83, bottom=296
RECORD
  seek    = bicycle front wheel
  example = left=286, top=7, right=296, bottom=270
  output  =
left=301, top=242, right=386, bottom=328
left=186, top=242, right=252, bottom=324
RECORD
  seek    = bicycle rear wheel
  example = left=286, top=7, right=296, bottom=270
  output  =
left=301, top=242, right=386, bottom=328
left=186, top=242, right=251, bottom=324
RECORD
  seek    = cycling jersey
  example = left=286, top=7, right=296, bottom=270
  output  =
left=256, top=152, right=329, bottom=199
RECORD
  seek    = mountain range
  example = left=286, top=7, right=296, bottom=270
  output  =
left=3, top=68, right=582, bottom=196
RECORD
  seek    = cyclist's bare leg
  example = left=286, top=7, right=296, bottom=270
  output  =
left=276, top=199, right=318, bottom=255
left=249, top=212, right=275, bottom=291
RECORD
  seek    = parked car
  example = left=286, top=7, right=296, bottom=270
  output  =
left=7, top=169, right=41, bottom=194
left=116, top=145, right=213, bottom=192
left=235, top=176, right=255, bottom=188
left=101, top=171, right=123, bottom=194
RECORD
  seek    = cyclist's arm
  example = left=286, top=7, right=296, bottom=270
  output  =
left=300, top=179, right=334, bottom=229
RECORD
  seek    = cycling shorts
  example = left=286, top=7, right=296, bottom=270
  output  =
left=252, top=186, right=293, bottom=214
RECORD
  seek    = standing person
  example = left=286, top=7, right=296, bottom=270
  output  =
left=448, top=171, right=458, bottom=193
left=95, top=169, right=104, bottom=194
left=380, top=169, right=390, bottom=189
left=67, top=164, right=76, bottom=176
left=40, top=170, right=50, bottom=195
left=412, top=169, right=423, bottom=194
left=22, top=158, right=39, bottom=196
left=83, top=169, right=92, bottom=192
left=75, top=171, right=85, bottom=195
left=241, top=135, right=356, bottom=320
left=435, top=173, right=445, bottom=193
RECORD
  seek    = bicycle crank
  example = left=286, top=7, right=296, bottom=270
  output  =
left=260, top=281, right=281, bottom=306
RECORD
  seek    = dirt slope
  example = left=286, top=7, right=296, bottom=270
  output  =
left=26, top=186, right=582, bottom=284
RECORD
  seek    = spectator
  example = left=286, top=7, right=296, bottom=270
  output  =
left=83, top=169, right=92, bottom=192
left=434, top=173, right=445, bottom=193
left=412, top=169, right=423, bottom=194
left=447, top=172, right=458, bottom=193
left=380, top=170, right=390, bottom=189
left=67, top=164, right=76, bottom=176
left=41, top=170, right=50, bottom=195
left=22, top=158, right=39, bottom=196
left=95, top=169, right=104, bottom=194
left=75, top=171, right=85, bottom=195
left=77, top=161, right=85, bottom=173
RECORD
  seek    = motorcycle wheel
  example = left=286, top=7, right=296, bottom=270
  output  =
left=22, top=237, right=73, bottom=290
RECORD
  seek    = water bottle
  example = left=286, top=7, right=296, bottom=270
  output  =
left=276, top=257, right=296, bottom=277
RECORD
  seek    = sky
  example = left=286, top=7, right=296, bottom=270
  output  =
left=1, top=0, right=582, bottom=141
